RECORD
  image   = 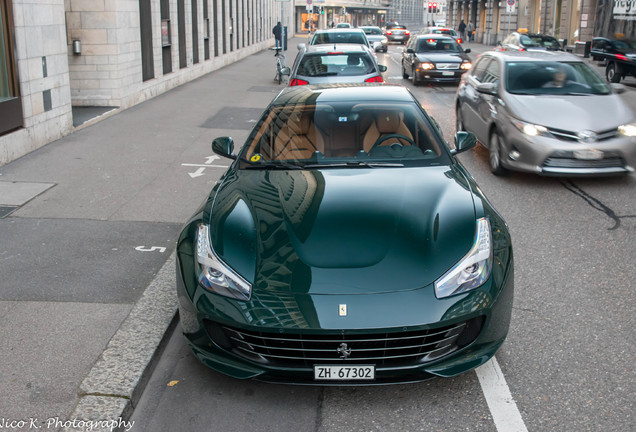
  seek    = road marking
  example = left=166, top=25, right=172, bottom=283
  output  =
left=181, top=163, right=229, bottom=168
left=476, top=356, right=528, bottom=432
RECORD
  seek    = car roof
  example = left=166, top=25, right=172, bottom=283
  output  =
left=273, top=84, right=415, bottom=106
left=303, top=43, right=371, bottom=54
left=314, top=28, right=366, bottom=34
left=359, top=26, right=381, bottom=29
left=483, top=50, right=583, bottom=62
left=416, top=34, right=456, bottom=40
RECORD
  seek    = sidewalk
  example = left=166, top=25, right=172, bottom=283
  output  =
left=0, top=38, right=304, bottom=432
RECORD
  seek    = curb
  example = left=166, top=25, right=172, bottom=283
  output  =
left=61, top=252, right=179, bottom=432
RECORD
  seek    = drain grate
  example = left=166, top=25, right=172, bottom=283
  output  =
left=0, top=206, right=18, bottom=218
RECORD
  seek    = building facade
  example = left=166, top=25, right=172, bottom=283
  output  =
left=293, top=0, right=389, bottom=32
left=447, top=0, right=605, bottom=47
left=0, top=0, right=292, bottom=167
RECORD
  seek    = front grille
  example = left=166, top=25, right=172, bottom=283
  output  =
left=436, top=63, right=459, bottom=70
left=205, top=317, right=484, bottom=369
left=548, top=127, right=618, bottom=143
left=543, top=156, right=625, bottom=169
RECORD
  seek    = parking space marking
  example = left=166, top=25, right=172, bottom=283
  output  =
left=476, top=356, right=528, bottom=432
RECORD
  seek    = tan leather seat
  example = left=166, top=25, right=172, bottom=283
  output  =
left=362, top=110, right=414, bottom=153
left=273, top=111, right=325, bottom=160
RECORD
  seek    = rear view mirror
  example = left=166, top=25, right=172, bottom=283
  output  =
left=297, top=43, right=306, bottom=50
left=476, top=82, right=498, bottom=95
left=281, top=67, right=291, bottom=76
left=212, top=137, right=236, bottom=160
left=464, top=48, right=471, bottom=54
left=379, top=65, right=388, bottom=72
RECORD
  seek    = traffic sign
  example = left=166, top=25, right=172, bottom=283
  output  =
left=507, top=0, right=514, bottom=5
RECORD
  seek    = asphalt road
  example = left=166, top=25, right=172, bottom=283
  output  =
left=128, top=42, right=636, bottom=432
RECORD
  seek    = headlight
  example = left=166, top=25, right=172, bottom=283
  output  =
left=435, top=218, right=492, bottom=299
left=512, top=119, right=550, bottom=137
left=381, top=37, right=388, bottom=43
left=196, top=224, right=251, bottom=301
left=460, top=62, right=472, bottom=70
left=420, top=62, right=435, bottom=70
left=618, top=123, right=636, bottom=137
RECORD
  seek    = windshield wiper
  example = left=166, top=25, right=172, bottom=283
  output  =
left=303, top=161, right=404, bottom=169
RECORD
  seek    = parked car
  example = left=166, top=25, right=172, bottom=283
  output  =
left=359, top=26, right=388, bottom=52
left=305, top=28, right=371, bottom=49
left=176, top=83, right=514, bottom=384
left=421, top=26, right=464, bottom=44
left=384, top=23, right=410, bottom=44
left=402, top=35, right=472, bottom=85
left=497, top=32, right=562, bottom=51
left=287, top=44, right=387, bottom=86
left=455, top=50, right=636, bottom=176
left=590, top=37, right=636, bottom=83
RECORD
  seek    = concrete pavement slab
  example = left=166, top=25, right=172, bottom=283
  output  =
left=0, top=181, right=55, bottom=206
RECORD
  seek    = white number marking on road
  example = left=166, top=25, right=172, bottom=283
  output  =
left=135, top=246, right=167, bottom=253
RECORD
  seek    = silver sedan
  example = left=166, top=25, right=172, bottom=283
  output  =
left=455, top=50, right=636, bottom=176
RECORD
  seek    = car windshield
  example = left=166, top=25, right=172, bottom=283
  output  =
left=531, top=36, right=560, bottom=48
left=362, top=27, right=382, bottom=35
left=298, top=53, right=376, bottom=77
left=311, top=32, right=367, bottom=46
left=506, top=61, right=611, bottom=95
left=416, top=38, right=461, bottom=53
left=240, top=101, right=447, bottom=168
left=431, top=29, right=457, bottom=37
left=519, top=35, right=540, bottom=47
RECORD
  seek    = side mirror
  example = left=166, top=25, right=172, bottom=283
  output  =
left=451, top=131, right=477, bottom=155
left=379, top=64, right=388, bottom=72
left=212, top=137, right=237, bottom=160
left=496, top=41, right=502, bottom=46
left=297, top=43, right=306, bottom=50
left=476, top=82, right=498, bottom=95
left=407, top=48, right=415, bottom=53
left=280, top=67, right=291, bottom=76
left=464, top=48, right=471, bottom=54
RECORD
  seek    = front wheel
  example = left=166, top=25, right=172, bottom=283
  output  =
left=412, top=68, right=418, bottom=86
left=455, top=105, right=465, bottom=132
left=489, top=130, right=508, bottom=176
left=402, top=64, right=409, bottom=79
left=606, top=62, right=622, bottom=83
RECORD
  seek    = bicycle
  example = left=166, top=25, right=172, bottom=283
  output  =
left=273, top=47, right=286, bottom=84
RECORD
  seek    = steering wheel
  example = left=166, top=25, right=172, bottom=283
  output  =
left=370, top=134, right=416, bottom=152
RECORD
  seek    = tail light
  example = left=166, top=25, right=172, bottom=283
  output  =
left=457, top=38, right=463, bottom=44
left=289, top=78, right=309, bottom=86
left=387, top=30, right=393, bottom=35
left=365, top=76, right=384, bottom=83
left=617, top=54, right=628, bottom=60
left=519, top=48, right=526, bottom=51
left=405, top=31, right=410, bottom=35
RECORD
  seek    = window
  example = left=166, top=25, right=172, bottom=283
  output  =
left=0, top=0, right=22, bottom=135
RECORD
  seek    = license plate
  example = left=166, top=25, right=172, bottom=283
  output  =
left=394, top=36, right=403, bottom=40
left=314, top=365, right=375, bottom=381
left=574, top=149, right=604, bottom=160
left=442, top=71, right=455, bottom=76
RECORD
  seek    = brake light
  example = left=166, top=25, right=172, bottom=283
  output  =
left=327, top=52, right=344, bottom=55
left=365, top=76, right=384, bottom=83
left=519, top=48, right=526, bottom=51
left=405, top=31, right=410, bottom=35
left=457, top=38, right=462, bottom=43
left=617, top=54, right=628, bottom=60
left=387, top=30, right=393, bottom=35
left=289, top=78, right=309, bottom=86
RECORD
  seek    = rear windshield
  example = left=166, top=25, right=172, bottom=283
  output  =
left=530, top=36, right=561, bottom=48
left=506, top=61, right=611, bottom=95
left=362, top=28, right=382, bottom=35
left=298, top=53, right=376, bottom=77
left=311, top=32, right=367, bottom=46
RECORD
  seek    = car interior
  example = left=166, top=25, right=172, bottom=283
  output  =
left=246, top=104, right=442, bottom=162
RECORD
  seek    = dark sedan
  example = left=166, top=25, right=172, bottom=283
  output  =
left=176, top=84, right=514, bottom=384
left=402, top=35, right=472, bottom=85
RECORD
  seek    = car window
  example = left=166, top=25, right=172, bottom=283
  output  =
left=482, top=59, right=500, bottom=84
left=298, top=53, right=376, bottom=77
left=416, top=38, right=460, bottom=53
left=241, top=102, right=448, bottom=166
left=311, top=32, right=368, bottom=46
left=470, top=56, right=492, bottom=82
left=519, top=35, right=540, bottom=47
left=534, top=36, right=560, bottom=48
left=362, top=28, right=382, bottom=35
left=612, top=40, right=636, bottom=50
left=505, top=61, right=610, bottom=95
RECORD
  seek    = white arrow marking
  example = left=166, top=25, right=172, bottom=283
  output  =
left=189, top=167, right=206, bottom=178
left=205, top=155, right=220, bottom=164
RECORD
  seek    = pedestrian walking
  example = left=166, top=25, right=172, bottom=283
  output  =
left=467, top=21, right=474, bottom=42
left=273, top=21, right=282, bottom=49
left=458, top=19, right=466, bottom=41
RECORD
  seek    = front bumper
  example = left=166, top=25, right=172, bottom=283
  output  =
left=176, top=246, right=514, bottom=385
left=498, top=121, right=636, bottom=176
left=416, top=69, right=465, bottom=83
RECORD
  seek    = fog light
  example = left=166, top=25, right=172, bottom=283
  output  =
left=509, top=150, right=520, bottom=160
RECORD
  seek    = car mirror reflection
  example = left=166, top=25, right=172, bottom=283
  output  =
left=212, top=137, right=236, bottom=160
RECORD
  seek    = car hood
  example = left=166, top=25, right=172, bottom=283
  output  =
left=208, top=166, right=477, bottom=296
left=416, top=53, right=466, bottom=63
left=506, top=93, right=633, bottom=131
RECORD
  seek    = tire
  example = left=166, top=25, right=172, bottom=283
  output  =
left=489, top=129, right=508, bottom=176
left=606, top=62, right=621, bottom=83
left=412, top=68, right=418, bottom=86
left=455, top=105, right=465, bottom=132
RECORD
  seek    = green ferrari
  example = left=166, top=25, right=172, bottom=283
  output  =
left=176, top=84, right=514, bottom=384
